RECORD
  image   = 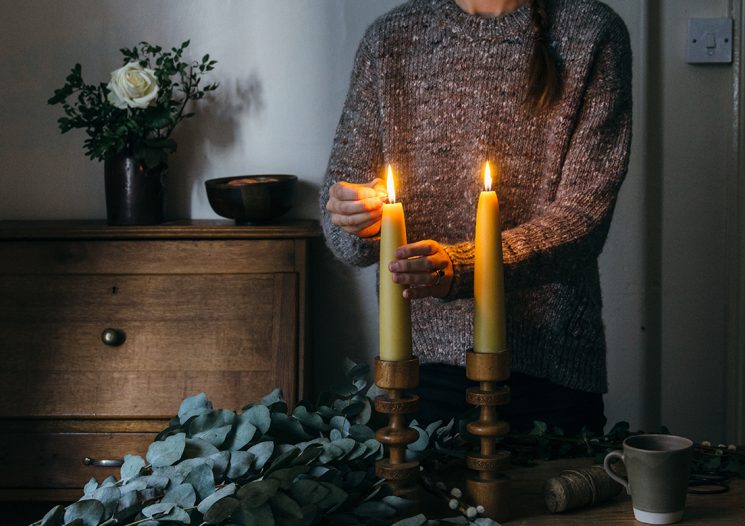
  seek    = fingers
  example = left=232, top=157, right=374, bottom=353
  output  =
left=326, top=179, right=387, bottom=236
left=384, top=239, right=454, bottom=300
left=331, top=180, right=387, bottom=201
left=330, top=209, right=382, bottom=232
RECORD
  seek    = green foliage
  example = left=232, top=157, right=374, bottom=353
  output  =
left=48, top=40, right=218, bottom=167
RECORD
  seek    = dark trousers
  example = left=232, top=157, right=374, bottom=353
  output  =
left=411, top=363, right=606, bottom=436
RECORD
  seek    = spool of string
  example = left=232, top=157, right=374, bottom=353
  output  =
left=544, top=466, right=624, bottom=513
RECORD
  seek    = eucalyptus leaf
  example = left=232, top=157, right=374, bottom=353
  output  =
left=82, top=478, right=97, bottom=496
left=346, top=363, right=370, bottom=382
left=116, top=491, right=139, bottom=513
left=267, top=465, right=309, bottom=490
left=270, top=412, right=313, bottom=442
left=269, top=490, right=303, bottom=519
left=249, top=502, right=275, bottom=526
left=290, top=479, right=329, bottom=506
left=82, top=486, right=120, bottom=517
left=184, top=437, right=221, bottom=458
left=160, top=506, right=192, bottom=524
left=407, top=426, right=430, bottom=452
left=178, top=392, right=213, bottom=425
left=292, top=443, right=323, bottom=466
left=41, top=504, right=64, bottom=526
left=224, top=414, right=258, bottom=451
left=473, top=519, right=502, bottom=526
left=330, top=429, right=343, bottom=441
left=344, top=470, right=368, bottom=489
left=189, top=408, right=235, bottom=433
left=121, top=454, right=145, bottom=481
left=392, top=514, right=428, bottom=526
left=293, top=405, right=330, bottom=432
left=210, top=450, right=231, bottom=480
left=197, top=482, right=237, bottom=514
left=162, top=483, right=197, bottom=508
left=260, top=388, right=287, bottom=413
left=194, top=424, right=233, bottom=447
left=101, top=475, right=117, bottom=487
left=264, top=447, right=300, bottom=476
left=244, top=404, right=272, bottom=435
left=318, top=481, right=348, bottom=510
left=226, top=450, right=255, bottom=479
left=440, top=517, right=469, bottom=524
left=237, top=478, right=280, bottom=508
left=184, top=462, right=216, bottom=500
left=63, top=500, right=104, bottom=526
left=204, top=496, right=240, bottom=524
left=142, top=502, right=176, bottom=518
left=330, top=416, right=351, bottom=435
left=247, top=440, right=274, bottom=471
left=146, top=432, right=186, bottom=467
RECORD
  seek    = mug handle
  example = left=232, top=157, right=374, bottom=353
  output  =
left=603, top=449, right=630, bottom=494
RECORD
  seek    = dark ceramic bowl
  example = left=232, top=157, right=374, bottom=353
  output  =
left=205, top=174, right=297, bottom=224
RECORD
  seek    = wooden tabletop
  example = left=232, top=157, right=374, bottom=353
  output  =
left=0, top=219, right=322, bottom=240
left=488, top=458, right=744, bottom=525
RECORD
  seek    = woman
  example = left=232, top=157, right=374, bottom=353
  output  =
left=321, top=0, right=632, bottom=435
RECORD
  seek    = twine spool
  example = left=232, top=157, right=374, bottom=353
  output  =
left=544, top=465, right=623, bottom=513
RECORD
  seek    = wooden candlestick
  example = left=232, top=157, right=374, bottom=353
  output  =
left=374, top=356, right=420, bottom=499
left=465, top=349, right=511, bottom=522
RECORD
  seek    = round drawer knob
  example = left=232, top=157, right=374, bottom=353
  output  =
left=101, top=328, right=126, bottom=347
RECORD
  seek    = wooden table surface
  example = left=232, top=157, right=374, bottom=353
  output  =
left=486, top=458, right=745, bottom=525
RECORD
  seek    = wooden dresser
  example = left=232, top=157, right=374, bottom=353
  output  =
left=0, top=220, right=320, bottom=502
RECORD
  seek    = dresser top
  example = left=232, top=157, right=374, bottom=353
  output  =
left=0, top=220, right=322, bottom=240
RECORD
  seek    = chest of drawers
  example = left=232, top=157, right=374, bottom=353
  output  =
left=0, top=220, right=319, bottom=501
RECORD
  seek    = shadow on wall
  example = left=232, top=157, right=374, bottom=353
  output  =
left=167, top=72, right=265, bottom=220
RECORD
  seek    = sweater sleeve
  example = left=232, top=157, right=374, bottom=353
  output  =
left=443, top=19, right=632, bottom=298
left=319, top=29, right=384, bottom=268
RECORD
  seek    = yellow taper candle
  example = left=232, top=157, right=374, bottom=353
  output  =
left=379, top=165, right=412, bottom=361
left=474, top=161, right=507, bottom=354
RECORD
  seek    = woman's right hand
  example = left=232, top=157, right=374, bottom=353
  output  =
left=326, top=178, right=387, bottom=238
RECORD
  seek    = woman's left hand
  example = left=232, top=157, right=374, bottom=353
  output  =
left=387, top=240, right=453, bottom=299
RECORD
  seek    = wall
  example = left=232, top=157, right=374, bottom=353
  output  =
left=0, top=0, right=741, bottom=442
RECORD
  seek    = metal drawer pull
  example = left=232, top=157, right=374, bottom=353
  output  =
left=101, top=328, right=126, bottom=347
left=84, top=457, right=124, bottom=467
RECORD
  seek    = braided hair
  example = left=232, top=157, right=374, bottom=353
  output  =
left=526, top=0, right=561, bottom=112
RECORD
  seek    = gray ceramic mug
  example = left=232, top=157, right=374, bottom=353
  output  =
left=604, top=434, right=693, bottom=524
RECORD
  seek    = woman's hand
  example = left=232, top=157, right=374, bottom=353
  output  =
left=326, top=178, right=387, bottom=238
left=388, top=240, right=454, bottom=299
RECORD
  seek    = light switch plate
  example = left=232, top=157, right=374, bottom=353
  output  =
left=687, top=18, right=733, bottom=64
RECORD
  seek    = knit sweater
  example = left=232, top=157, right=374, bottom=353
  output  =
left=320, top=0, right=632, bottom=393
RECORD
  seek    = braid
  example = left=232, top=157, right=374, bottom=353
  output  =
left=526, top=0, right=561, bottom=112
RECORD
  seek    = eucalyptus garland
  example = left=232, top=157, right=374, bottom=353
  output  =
left=31, top=361, right=495, bottom=526
left=31, top=360, right=744, bottom=526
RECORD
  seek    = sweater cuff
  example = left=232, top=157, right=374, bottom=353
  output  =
left=442, top=241, right=475, bottom=301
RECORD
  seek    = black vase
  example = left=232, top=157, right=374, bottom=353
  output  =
left=104, top=154, right=166, bottom=225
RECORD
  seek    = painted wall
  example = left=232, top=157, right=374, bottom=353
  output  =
left=0, top=0, right=740, bottom=442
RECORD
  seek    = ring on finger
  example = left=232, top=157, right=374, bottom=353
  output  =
left=432, top=268, right=445, bottom=286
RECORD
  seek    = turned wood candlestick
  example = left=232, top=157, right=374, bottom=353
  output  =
left=465, top=349, right=511, bottom=522
left=374, top=356, right=420, bottom=499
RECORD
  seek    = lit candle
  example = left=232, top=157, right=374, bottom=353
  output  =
left=474, top=161, right=507, bottom=354
left=379, top=164, right=412, bottom=361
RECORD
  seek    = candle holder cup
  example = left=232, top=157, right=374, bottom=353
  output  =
left=465, top=349, right=511, bottom=522
left=374, top=356, right=420, bottom=501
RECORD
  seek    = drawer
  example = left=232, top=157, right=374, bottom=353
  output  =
left=0, top=432, right=154, bottom=489
left=0, top=273, right=298, bottom=417
left=0, top=240, right=296, bottom=274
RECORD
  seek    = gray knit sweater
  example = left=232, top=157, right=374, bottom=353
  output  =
left=320, top=0, right=632, bottom=393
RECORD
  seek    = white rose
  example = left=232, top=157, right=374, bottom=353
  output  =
left=107, top=62, right=159, bottom=109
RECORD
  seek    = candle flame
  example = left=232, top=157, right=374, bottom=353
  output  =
left=387, top=164, right=396, bottom=204
left=484, top=161, right=492, bottom=192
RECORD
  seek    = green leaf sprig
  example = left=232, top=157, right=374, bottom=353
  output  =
left=48, top=40, right=218, bottom=168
